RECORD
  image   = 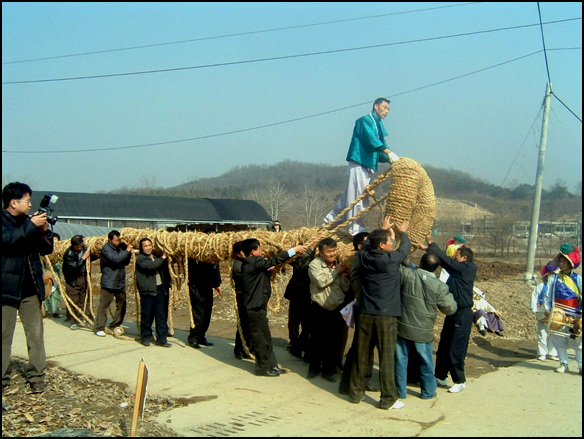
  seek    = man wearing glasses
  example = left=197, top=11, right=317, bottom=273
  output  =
left=2, top=182, right=54, bottom=394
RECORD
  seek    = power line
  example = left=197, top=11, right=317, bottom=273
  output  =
left=552, top=93, right=582, bottom=122
left=2, top=17, right=580, bottom=85
left=2, top=3, right=483, bottom=65
left=500, top=104, right=545, bottom=188
left=537, top=2, right=552, bottom=84
left=1, top=50, right=548, bottom=155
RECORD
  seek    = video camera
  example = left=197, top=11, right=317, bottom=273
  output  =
left=38, top=194, right=59, bottom=225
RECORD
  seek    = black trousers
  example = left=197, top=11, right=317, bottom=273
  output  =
left=247, top=307, right=278, bottom=374
left=287, top=294, right=311, bottom=354
left=188, top=285, right=214, bottom=344
left=140, top=285, right=168, bottom=344
left=435, top=307, right=473, bottom=384
left=307, top=302, right=345, bottom=378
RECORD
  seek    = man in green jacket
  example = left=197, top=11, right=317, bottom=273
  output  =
left=323, top=97, right=399, bottom=235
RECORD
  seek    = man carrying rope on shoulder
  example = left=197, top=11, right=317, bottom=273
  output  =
left=323, top=97, right=400, bottom=236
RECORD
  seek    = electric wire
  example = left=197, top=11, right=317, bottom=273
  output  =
left=537, top=3, right=552, bottom=84
left=2, top=17, right=580, bottom=85
left=1, top=50, right=549, bottom=155
left=551, top=93, right=582, bottom=123
left=500, top=103, right=545, bottom=188
left=2, top=2, right=483, bottom=65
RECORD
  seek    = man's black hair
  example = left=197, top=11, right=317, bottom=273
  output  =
left=139, top=237, right=152, bottom=254
left=2, top=181, right=32, bottom=209
left=317, top=237, right=337, bottom=253
left=71, top=235, right=84, bottom=247
left=369, top=229, right=390, bottom=250
left=352, top=232, right=369, bottom=251
left=458, top=246, right=474, bottom=263
left=241, top=238, right=260, bottom=257
left=107, top=230, right=121, bottom=241
left=420, top=253, right=440, bottom=273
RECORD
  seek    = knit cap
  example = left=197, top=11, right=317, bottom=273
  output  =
left=552, top=243, right=581, bottom=269
left=445, top=235, right=466, bottom=247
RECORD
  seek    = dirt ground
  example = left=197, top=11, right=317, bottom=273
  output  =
left=2, top=257, right=577, bottom=437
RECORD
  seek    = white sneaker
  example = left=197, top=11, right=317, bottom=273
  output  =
left=70, top=324, right=78, bottom=330
left=448, top=383, right=466, bottom=393
left=555, top=364, right=568, bottom=374
left=436, top=377, right=449, bottom=388
left=390, top=400, right=405, bottom=410
left=537, top=355, right=547, bottom=361
left=95, top=330, right=106, bottom=337
left=549, top=355, right=559, bottom=361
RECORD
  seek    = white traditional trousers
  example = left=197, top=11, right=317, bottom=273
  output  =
left=323, top=161, right=373, bottom=236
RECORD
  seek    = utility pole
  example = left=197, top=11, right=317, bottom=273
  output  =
left=524, top=82, right=552, bottom=285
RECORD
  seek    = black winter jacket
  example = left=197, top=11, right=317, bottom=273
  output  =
left=100, top=242, right=132, bottom=290
left=135, top=254, right=170, bottom=296
left=62, top=246, right=87, bottom=286
left=356, top=232, right=411, bottom=317
left=427, top=242, right=477, bottom=310
left=242, top=250, right=294, bottom=310
left=2, top=210, right=54, bottom=304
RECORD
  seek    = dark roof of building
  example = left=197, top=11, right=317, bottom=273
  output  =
left=31, top=191, right=272, bottom=224
left=51, top=223, right=117, bottom=240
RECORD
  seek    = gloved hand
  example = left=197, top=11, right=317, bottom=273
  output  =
left=388, top=152, right=400, bottom=163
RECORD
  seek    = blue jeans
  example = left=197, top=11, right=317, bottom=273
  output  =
left=395, top=336, right=436, bottom=399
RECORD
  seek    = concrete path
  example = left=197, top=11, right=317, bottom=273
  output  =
left=11, top=319, right=582, bottom=437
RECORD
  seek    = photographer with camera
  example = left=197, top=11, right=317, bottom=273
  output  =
left=62, top=235, right=92, bottom=329
left=94, top=230, right=133, bottom=338
left=2, top=182, right=54, bottom=394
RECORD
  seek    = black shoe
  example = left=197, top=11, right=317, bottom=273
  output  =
left=322, top=375, right=337, bottom=383
left=379, top=401, right=391, bottom=410
left=349, top=394, right=365, bottom=404
left=30, top=381, right=45, bottom=394
left=365, top=383, right=380, bottom=392
left=198, top=340, right=214, bottom=347
left=234, top=352, right=244, bottom=360
left=272, top=367, right=287, bottom=375
left=141, top=339, right=151, bottom=346
left=479, top=329, right=487, bottom=336
left=53, top=313, right=61, bottom=319
left=188, top=342, right=201, bottom=349
left=156, top=342, right=172, bottom=348
left=257, top=370, right=279, bottom=377
left=495, top=330, right=504, bottom=337
left=307, top=370, right=319, bottom=379
left=289, top=348, right=303, bottom=359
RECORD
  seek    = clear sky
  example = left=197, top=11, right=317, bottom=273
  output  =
left=2, top=2, right=582, bottom=195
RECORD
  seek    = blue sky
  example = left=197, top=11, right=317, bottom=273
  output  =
left=2, top=2, right=582, bottom=194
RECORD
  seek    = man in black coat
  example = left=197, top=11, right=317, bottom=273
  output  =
left=241, top=238, right=307, bottom=377
left=2, top=182, right=54, bottom=394
left=420, top=234, right=477, bottom=394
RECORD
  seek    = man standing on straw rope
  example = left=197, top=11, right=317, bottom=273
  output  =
left=2, top=182, right=54, bottom=394
left=323, top=98, right=400, bottom=236
left=95, top=230, right=133, bottom=338
left=241, top=238, right=307, bottom=377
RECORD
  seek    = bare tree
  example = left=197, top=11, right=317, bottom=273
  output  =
left=295, top=179, right=329, bottom=227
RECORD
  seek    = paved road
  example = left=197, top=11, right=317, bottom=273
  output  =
left=11, top=319, right=583, bottom=437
